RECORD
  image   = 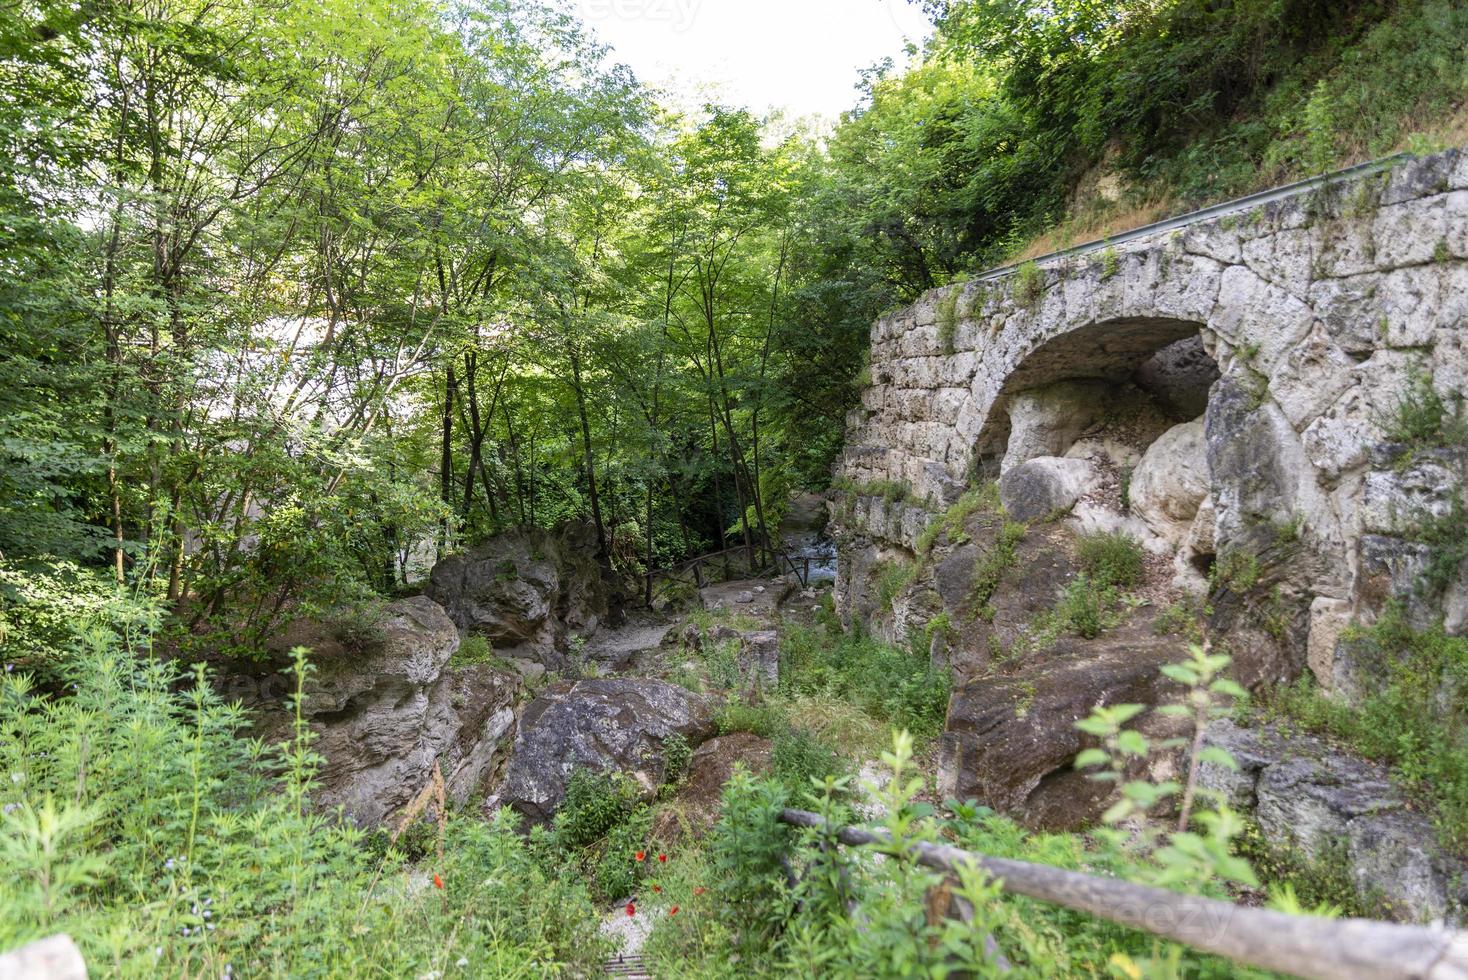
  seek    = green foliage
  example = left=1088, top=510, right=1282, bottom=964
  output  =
left=1075, top=530, right=1145, bottom=589
left=1211, top=548, right=1262, bottom=593
left=0, top=615, right=607, bottom=975
left=971, top=520, right=1026, bottom=621
left=1013, top=261, right=1045, bottom=307
left=1382, top=366, right=1467, bottom=450
left=1153, top=597, right=1207, bottom=645
left=915, top=485, right=991, bottom=554
left=936, top=287, right=961, bottom=354
left=547, top=768, right=655, bottom=902
left=449, top=632, right=512, bottom=670
left=663, top=733, right=693, bottom=786
left=779, top=622, right=950, bottom=742
left=1259, top=605, right=1468, bottom=850
left=873, top=558, right=918, bottom=613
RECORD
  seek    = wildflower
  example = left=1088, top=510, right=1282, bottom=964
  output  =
left=433, top=873, right=444, bottom=889
left=658, top=852, right=666, bottom=863
left=693, top=886, right=706, bottom=896
left=625, top=902, right=636, bottom=917
left=670, top=906, right=679, bottom=916
left=635, top=850, right=645, bottom=862
left=456, top=958, right=468, bottom=967
left=2, top=803, right=17, bottom=815
left=652, top=885, right=661, bottom=893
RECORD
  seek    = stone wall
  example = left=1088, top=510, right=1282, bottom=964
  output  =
left=834, top=148, right=1468, bottom=689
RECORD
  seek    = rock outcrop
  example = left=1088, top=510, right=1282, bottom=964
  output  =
left=254, top=595, right=520, bottom=827
left=651, top=733, right=773, bottom=840
left=939, top=623, right=1182, bottom=830
left=426, top=523, right=609, bottom=670
left=1200, top=721, right=1468, bottom=923
left=490, top=677, right=717, bottom=824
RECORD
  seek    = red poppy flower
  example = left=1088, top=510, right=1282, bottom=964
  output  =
left=625, top=902, right=636, bottom=917
left=652, top=885, right=661, bottom=893
left=693, top=886, right=706, bottom=896
left=635, top=851, right=645, bottom=862
left=657, top=853, right=667, bottom=863
left=670, top=906, right=679, bottom=916
left=432, top=874, right=444, bottom=890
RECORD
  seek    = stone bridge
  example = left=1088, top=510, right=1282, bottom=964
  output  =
left=835, top=147, right=1468, bottom=685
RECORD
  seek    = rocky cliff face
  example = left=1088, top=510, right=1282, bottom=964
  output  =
left=426, top=522, right=610, bottom=672
left=832, top=149, right=1468, bottom=867
left=251, top=595, right=520, bottom=828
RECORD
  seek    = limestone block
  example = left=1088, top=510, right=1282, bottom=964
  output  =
left=1316, top=216, right=1377, bottom=278
left=1268, top=321, right=1356, bottom=431
left=1209, top=265, right=1314, bottom=374
left=1308, top=272, right=1383, bottom=353
left=1306, top=596, right=1352, bottom=690
left=1000, top=379, right=1113, bottom=473
left=1130, top=418, right=1209, bottom=544
left=1373, top=194, right=1449, bottom=269
left=998, top=456, right=1100, bottom=522
left=1243, top=227, right=1314, bottom=298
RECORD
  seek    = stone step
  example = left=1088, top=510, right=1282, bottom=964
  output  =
left=604, top=953, right=650, bottom=978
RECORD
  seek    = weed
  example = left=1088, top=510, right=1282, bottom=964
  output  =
left=1100, top=243, right=1119, bottom=279
left=1076, top=530, right=1145, bottom=589
left=936, top=288, right=960, bottom=354
left=971, top=520, right=1026, bottom=621
left=1013, top=260, right=1045, bottom=308
left=1382, top=365, right=1467, bottom=450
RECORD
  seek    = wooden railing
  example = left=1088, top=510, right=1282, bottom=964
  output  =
left=642, top=545, right=814, bottom=606
left=777, top=808, right=1468, bottom=980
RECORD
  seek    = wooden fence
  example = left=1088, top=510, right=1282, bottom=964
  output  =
left=777, top=808, right=1468, bottom=980
left=642, top=545, right=813, bottom=606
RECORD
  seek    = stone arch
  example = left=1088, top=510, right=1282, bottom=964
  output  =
left=970, top=315, right=1218, bottom=476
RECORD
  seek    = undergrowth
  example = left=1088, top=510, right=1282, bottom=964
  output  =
left=1257, top=605, right=1468, bottom=850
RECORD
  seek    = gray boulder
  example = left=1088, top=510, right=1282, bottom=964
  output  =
left=1198, top=720, right=1468, bottom=923
left=490, top=677, right=717, bottom=824
left=425, top=523, right=608, bottom=669
left=999, top=456, right=1100, bottom=522
left=254, top=596, right=520, bottom=827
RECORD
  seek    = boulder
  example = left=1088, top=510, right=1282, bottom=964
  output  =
left=490, top=677, right=717, bottom=824
left=999, top=456, right=1100, bottom=522
left=1001, top=380, right=1112, bottom=474
left=1135, top=336, right=1219, bottom=420
left=1130, top=418, right=1209, bottom=545
left=1198, top=720, right=1468, bottom=924
left=425, top=523, right=608, bottom=670
left=651, top=733, right=773, bottom=840
left=937, top=625, right=1184, bottom=830
left=253, top=596, right=520, bottom=827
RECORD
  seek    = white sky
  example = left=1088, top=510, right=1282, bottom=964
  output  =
left=576, top=0, right=933, bottom=120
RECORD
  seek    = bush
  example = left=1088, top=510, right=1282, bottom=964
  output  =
left=770, top=728, right=848, bottom=804
left=0, top=617, right=607, bottom=976
left=1076, top=530, right=1145, bottom=588
left=779, top=623, right=949, bottom=741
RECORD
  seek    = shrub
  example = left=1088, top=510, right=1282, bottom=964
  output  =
left=1013, top=261, right=1045, bottom=307
left=771, top=729, right=848, bottom=804
left=971, top=520, right=1026, bottom=620
left=553, top=768, right=641, bottom=849
left=0, top=621, right=607, bottom=975
left=1076, top=530, right=1145, bottom=588
left=1382, top=365, right=1467, bottom=450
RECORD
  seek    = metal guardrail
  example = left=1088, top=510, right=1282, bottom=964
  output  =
left=777, top=807, right=1468, bottom=980
left=968, top=152, right=1413, bottom=284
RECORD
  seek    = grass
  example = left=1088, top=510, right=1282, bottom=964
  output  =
left=936, top=287, right=960, bottom=354
left=1075, top=530, right=1145, bottom=589
left=778, top=620, right=950, bottom=743
left=915, top=484, right=997, bottom=555
left=971, top=520, right=1026, bottom=622
left=449, top=632, right=515, bottom=670
left=873, top=557, right=919, bottom=613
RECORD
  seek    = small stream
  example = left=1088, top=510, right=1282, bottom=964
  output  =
left=784, top=531, right=838, bottom=583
